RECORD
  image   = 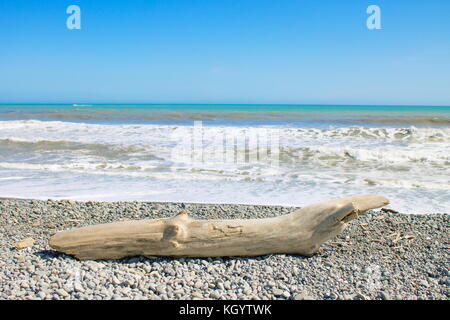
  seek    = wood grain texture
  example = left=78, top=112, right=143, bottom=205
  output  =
left=49, top=195, right=389, bottom=260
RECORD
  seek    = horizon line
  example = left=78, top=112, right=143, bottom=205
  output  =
left=1, top=103, right=450, bottom=107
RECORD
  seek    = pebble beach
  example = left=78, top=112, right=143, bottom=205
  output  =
left=0, top=199, right=448, bottom=300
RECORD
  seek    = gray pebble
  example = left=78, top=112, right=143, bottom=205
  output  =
left=0, top=200, right=447, bottom=300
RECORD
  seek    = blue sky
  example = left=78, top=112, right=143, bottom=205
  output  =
left=0, top=0, right=449, bottom=105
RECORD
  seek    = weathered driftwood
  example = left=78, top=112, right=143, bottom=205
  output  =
left=49, top=195, right=389, bottom=260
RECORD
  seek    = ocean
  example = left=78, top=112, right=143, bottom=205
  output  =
left=0, top=104, right=449, bottom=214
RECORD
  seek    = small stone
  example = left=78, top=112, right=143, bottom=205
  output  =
left=173, top=289, right=184, bottom=295
left=74, top=283, right=85, bottom=292
left=111, top=277, right=121, bottom=285
left=156, top=285, right=166, bottom=294
left=294, top=291, right=314, bottom=300
left=419, top=279, right=429, bottom=287
left=56, top=289, right=69, bottom=297
left=98, top=271, right=108, bottom=278
left=363, top=266, right=373, bottom=273
left=192, top=292, right=203, bottom=299
left=264, top=266, right=274, bottom=273
left=86, top=281, right=96, bottom=290
left=379, top=291, right=390, bottom=300
left=354, top=293, right=367, bottom=300
left=210, top=291, right=221, bottom=299
left=14, top=238, right=34, bottom=249
left=243, top=288, right=252, bottom=295
left=273, top=289, right=283, bottom=296
left=216, top=282, right=225, bottom=290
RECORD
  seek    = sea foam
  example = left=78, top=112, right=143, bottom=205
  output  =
left=0, top=120, right=448, bottom=213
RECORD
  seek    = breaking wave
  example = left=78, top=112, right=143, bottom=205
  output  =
left=0, top=120, right=448, bottom=213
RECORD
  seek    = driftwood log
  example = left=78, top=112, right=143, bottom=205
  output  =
left=49, top=195, right=389, bottom=260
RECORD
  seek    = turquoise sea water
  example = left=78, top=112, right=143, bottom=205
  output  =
left=1, top=104, right=449, bottom=127
left=0, top=104, right=448, bottom=213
